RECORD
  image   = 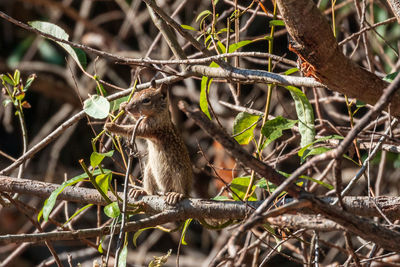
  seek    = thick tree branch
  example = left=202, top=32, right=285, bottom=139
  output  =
left=2, top=175, right=400, bottom=220
left=276, top=0, right=400, bottom=115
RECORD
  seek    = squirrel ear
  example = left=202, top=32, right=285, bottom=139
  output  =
left=157, top=83, right=168, bottom=98
left=150, top=78, right=157, bottom=88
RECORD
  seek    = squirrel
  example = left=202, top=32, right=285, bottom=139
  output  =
left=105, top=83, right=192, bottom=205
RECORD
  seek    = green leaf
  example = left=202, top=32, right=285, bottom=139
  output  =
left=212, top=195, right=230, bottom=201
left=298, top=135, right=343, bottom=160
left=110, top=96, right=129, bottom=112
left=98, top=236, right=105, bottom=253
left=230, top=176, right=257, bottom=201
left=200, top=61, right=219, bottom=119
left=200, top=76, right=213, bottom=119
left=196, top=10, right=212, bottom=22
left=285, top=86, right=315, bottom=148
left=216, top=41, right=226, bottom=54
left=269, top=20, right=285, bottom=27
left=383, top=71, right=398, bottom=82
left=204, top=34, right=212, bottom=47
left=95, top=171, right=112, bottom=195
left=181, top=24, right=196, bottom=31
left=284, top=68, right=299, bottom=75
left=40, top=169, right=107, bottom=222
left=1, top=74, right=14, bottom=85
left=90, top=150, right=114, bottom=167
left=42, top=175, right=88, bottom=221
left=37, top=199, right=45, bottom=222
left=217, top=28, right=233, bottom=34
left=104, top=202, right=120, bottom=218
left=15, top=92, right=25, bottom=101
left=83, top=95, right=110, bottom=119
left=6, top=36, right=34, bottom=68
left=63, top=204, right=93, bottom=225
left=24, top=74, right=36, bottom=91
left=28, top=21, right=87, bottom=68
left=72, top=47, right=87, bottom=69
left=261, top=116, right=297, bottom=148
left=228, top=40, right=253, bottom=53
left=233, top=112, right=260, bottom=145
left=255, top=178, right=277, bottom=192
left=300, top=175, right=333, bottom=190
left=300, top=146, right=331, bottom=163
left=37, top=40, right=64, bottom=65
left=133, top=227, right=154, bottom=247
left=181, top=219, right=192, bottom=245
left=118, top=241, right=128, bottom=267
left=13, top=70, right=20, bottom=84
left=355, top=100, right=365, bottom=108
left=278, top=170, right=333, bottom=190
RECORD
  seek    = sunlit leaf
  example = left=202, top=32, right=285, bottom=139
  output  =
left=90, top=150, right=114, bottom=168
left=383, top=71, right=398, bottom=82
left=216, top=41, right=226, bottom=54
left=212, top=195, right=230, bottom=201
left=269, top=20, right=285, bottom=27
left=28, top=21, right=87, bottom=68
left=284, top=68, right=299, bottom=75
left=181, top=218, right=192, bottom=245
left=104, top=202, right=120, bottom=218
left=95, top=171, right=112, bottom=195
left=98, top=236, right=105, bottom=253
left=1, top=74, right=14, bottom=85
left=228, top=40, right=253, bottom=53
left=196, top=10, right=212, bottom=22
left=233, top=112, right=260, bottom=145
left=83, top=95, right=110, bottom=119
left=200, top=61, right=219, bottom=119
left=285, top=86, right=315, bottom=148
left=230, top=176, right=257, bottom=201
left=181, top=24, right=196, bottom=31
left=117, top=241, right=128, bottom=267
left=24, top=74, right=36, bottom=91
left=40, top=169, right=107, bottom=222
left=63, top=204, right=93, bottom=225
left=133, top=227, right=155, bottom=247
left=255, top=178, right=277, bottom=192
left=13, top=70, right=20, bottom=84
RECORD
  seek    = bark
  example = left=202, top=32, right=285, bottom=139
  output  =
left=276, top=0, right=400, bottom=115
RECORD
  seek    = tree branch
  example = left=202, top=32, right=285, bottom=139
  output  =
left=276, top=0, right=400, bottom=115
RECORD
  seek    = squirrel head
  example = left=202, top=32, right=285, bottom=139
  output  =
left=124, top=83, right=168, bottom=120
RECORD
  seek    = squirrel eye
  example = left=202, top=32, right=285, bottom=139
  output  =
left=142, top=97, right=151, bottom=104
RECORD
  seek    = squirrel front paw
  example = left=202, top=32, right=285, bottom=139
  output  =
left=165, top=192, right=184, bottom=205
left=128, top=188, right=148, bottom=200
left=104, top=122, right=134, bottom=137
